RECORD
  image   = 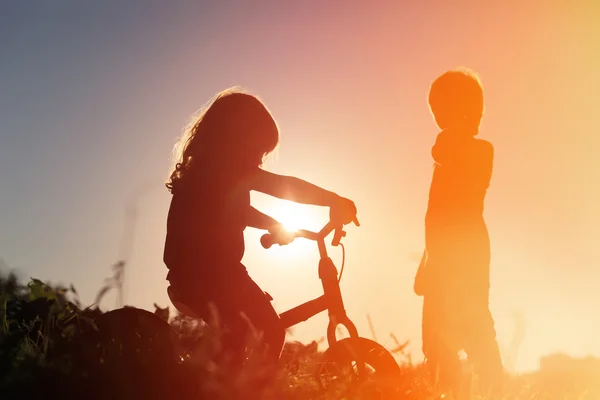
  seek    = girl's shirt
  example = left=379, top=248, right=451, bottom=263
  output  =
left=163, top=166, right=256, bottom=279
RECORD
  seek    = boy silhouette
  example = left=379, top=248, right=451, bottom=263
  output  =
left=414, top=67, right=504, bottom=394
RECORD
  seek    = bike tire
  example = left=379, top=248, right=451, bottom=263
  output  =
left=88, top=307, right=181, bottom=364
left=317, top=337, right=401, bottom=399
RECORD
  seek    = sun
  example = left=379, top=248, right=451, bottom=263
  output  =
left=280, top=212, right=305, bottom=233
left=254, top=198, right=328, bottom=259
left=269, top=201, right=322, bottom=234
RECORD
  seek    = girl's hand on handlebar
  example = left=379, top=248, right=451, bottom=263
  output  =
left=330, top=196, right=358, bottom=226
left=268, top=223, right=295, bottom=245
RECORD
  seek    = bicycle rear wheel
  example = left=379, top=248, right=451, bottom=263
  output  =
left=87, top=307, right=181, bottom=365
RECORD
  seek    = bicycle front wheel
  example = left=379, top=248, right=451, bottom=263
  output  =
left=317, top=337, right=401, bottom=399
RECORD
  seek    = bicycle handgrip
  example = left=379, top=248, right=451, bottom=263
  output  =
left=332, top=228, right=346, bottom=246
left=260, top=234, right=275, bottom=249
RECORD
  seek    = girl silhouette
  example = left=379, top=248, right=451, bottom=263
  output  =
left=164, top=88, right=357, bottom=366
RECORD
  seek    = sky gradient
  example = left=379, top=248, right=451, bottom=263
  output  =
left=1, top=1, right=599, bottom=372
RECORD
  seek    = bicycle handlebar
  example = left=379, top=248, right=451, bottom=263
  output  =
left=260, top=219, right=358, bottom=249
left=260, top=229, right=317, bottom=249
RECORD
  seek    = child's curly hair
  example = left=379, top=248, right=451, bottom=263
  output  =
left=166, top=87, right=279, bottom=194
left=428, top=67, right=484, bottom=133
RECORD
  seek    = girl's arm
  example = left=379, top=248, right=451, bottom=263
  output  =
left=247, top=169, right=358, bottom=225
left=246, top=206, right=280, bottom=230
left=248, top=169, right=341, bottom=206
left=246, top=206, right=294, bottom=244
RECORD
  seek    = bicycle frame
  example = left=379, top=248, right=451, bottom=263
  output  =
left=261, top=221, right=359, bottom=347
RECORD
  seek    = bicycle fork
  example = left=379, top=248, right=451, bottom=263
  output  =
left=319, top=256, right=359, bottom=347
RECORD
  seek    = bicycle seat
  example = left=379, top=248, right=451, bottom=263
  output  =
left=167, top=285, right=199, bottom=319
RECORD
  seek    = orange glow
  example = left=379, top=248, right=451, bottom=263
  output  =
left=4, top=1, right=598, bottom=377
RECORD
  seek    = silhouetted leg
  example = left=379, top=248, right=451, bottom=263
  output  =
left=169, top=266, right=284, bottom=370
left=235, top=276, right=285, bottom=364
left=422, top=295, right=462, bottom=395
left=464, top=302, right=504, bottom=396
left=205, top=277, right=285, bottom=368
left=216, top=312, right=251, bottom=367
left=169, top=271, right=255, bottom=368
left=425, top=340, right=462, bottom=394
left=178, top=295, right=250, bottom=368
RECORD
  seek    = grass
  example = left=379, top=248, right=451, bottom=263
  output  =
left=1, top=272, right=599, bottom=400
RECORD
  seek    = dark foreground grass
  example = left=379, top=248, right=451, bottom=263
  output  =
left=1, top=274, right=598, bottom=400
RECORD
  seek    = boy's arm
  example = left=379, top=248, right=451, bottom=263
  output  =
left=483, top=140, right=494, bottom=187
left=419, top=249, right=427, bottom=268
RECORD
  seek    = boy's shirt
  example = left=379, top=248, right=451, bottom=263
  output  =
left=418, top=129, right=494, bottom=294
left=426, top=130, right=493, bottom=223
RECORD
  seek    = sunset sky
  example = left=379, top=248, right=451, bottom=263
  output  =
left=1, top=1, right=599, bottom=373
